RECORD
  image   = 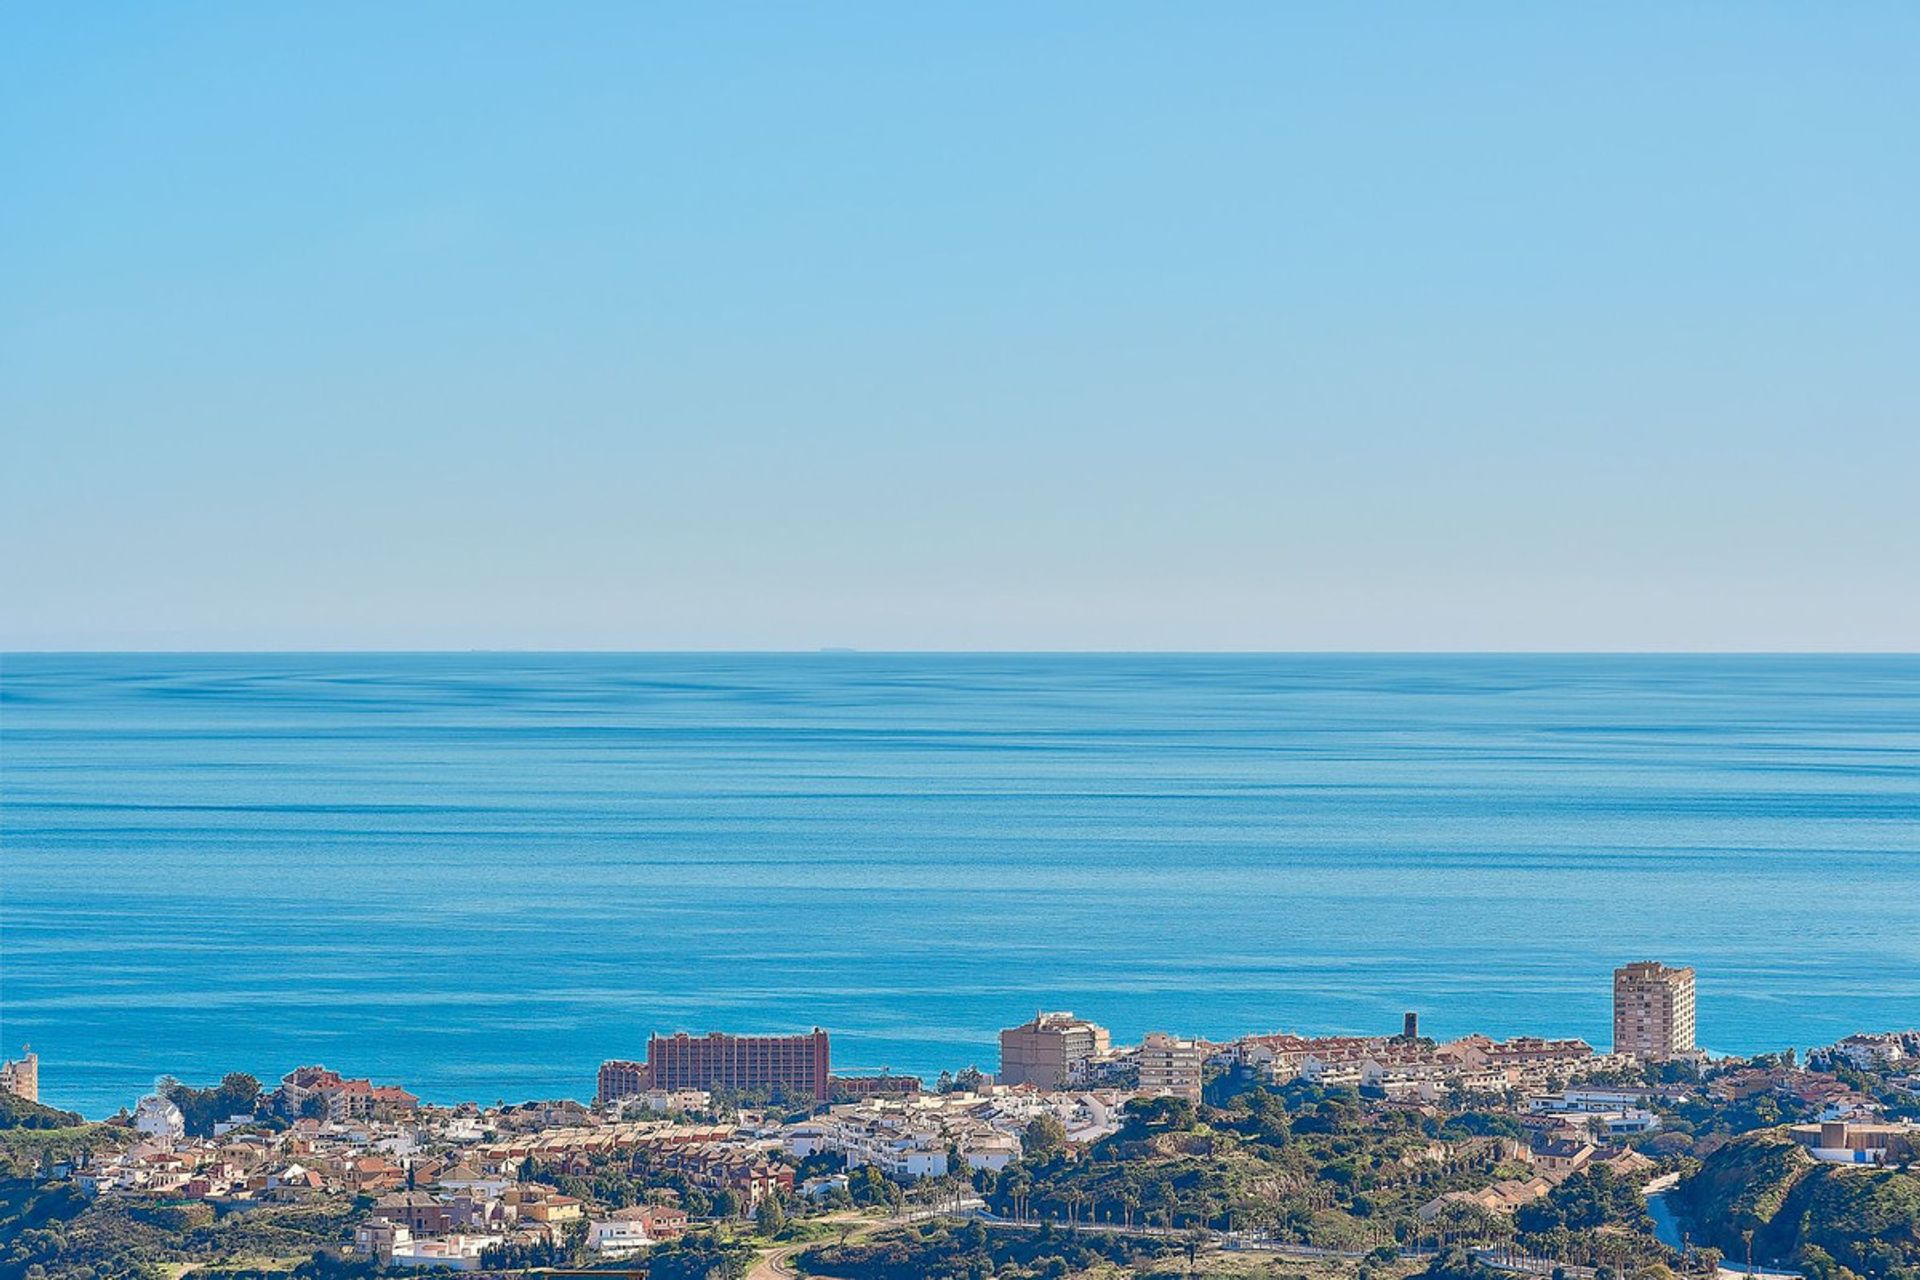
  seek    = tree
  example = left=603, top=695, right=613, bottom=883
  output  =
left=850, top=1163, right=899, bottom=1209
left=159, top=1072, right=263, bottom=1137
left=755, top=1194, right=786, bottom=1237
left=0, top=1091, right=84, bottom=1131
left=1024, top=1114, right=1068, bottom=1161
left=647, top=1230, right=752, bottom=1280
left=1122, top=1094, right=1196, bottom=1135
left=1420, top=1246, right=1501, bottom=1280
left=1184, top=1227, right=1207, bottom=1275
left=1515, top=1166, right=1651, bottom=1235
left=562, top=1215, right=591, bottom=1263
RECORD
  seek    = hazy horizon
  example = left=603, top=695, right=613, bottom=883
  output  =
left=9, top=647, right=1920, bottom=656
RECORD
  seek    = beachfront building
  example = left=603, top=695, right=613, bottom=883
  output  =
left=595, top=1059, right=650, bottom=1105
left=999, top=1013, right=1110, bottom=1089
left=1613, top=961, right=1697, bottom=1062
left=0, top=1046, right=38, bottom=1103
left=278, top=1065, right=419, bottom=1121
left=830, top=1073, right=923, bottom=1099
left=645, top=1029, right=831, bottom=1099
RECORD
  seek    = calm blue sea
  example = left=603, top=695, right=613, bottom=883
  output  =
left=3, top=653, right=1918, bottom=1117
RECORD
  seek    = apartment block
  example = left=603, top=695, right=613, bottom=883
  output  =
left=646, top=1029, right=831, bottom=1099
left=596, top=1060, right=652, bottom=1105
left=0, top=1047, right=38, bottom=1103
left=999, top=1012, right=1111, bottom=1089
left=1612, top=962, right=1697, bottom=1061
left=1136, top=1032, right=1204, bottom=1104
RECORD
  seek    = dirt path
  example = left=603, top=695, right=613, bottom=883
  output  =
left=746, top=1241, right=805, bottom=1280
left=747, top=1210, right=904, bottom=1280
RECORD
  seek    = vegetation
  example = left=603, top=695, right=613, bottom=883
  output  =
left=647, top=1229, right=755, bottom=1279
left=1413, top=1245, right=1508, bottom=1280
left=0, top=1178, right=357, bottom=1280
left=1676, top=1131, right=1920, bottom=1280
left=798, top=1218, right=1174, bottom=1280
left=0, top=1093, right=85, bottom=1133
left=1515, top=1165, right=1654, bottom=1235
left=984, top=1086, right=1514, bottom=1251
left=158, top=1073, right=263, bottom=1138
left=0, top=1123, right=133, bottom=1182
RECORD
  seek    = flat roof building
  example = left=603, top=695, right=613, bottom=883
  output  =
left=596, top=1059, right=651, bottom=1105
left=999, top=1012, right=1110, bottom=1089
left=0, top=1046, right=37, bottom=1104
left=1136, top=1032, right=1204, bottom=1105
left=1613, top=962, right=1696, bottom=1062
left=646, top=1030, right=830, bottom=1100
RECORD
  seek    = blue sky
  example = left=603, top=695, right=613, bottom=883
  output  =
left=3, top=4, right=1915, bottom=650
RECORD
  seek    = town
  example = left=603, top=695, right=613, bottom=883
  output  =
left=1, top=961, right=1916, bottom=1280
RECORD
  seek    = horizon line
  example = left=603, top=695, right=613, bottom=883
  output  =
left=6, top=647, right=1920, bottom=659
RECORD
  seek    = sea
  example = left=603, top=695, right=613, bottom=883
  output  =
left=3, top=652, right=1917, bottom=1118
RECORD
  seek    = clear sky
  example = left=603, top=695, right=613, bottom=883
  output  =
left=3, top=4, right=1915, bottom=651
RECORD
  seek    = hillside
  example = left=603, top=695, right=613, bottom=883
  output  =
left=1677, top=1131, right=1920, bottom=1280
left=0, top=1092, right=84, bottom=1131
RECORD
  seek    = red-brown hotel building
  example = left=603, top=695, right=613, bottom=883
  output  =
left=598, top=1029, right=831, bottom=1102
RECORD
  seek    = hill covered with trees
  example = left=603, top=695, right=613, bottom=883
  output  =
left=1676, top=1132, right=1920, bottom=1280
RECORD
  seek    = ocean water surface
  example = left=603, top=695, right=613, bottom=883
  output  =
left=3, top=652, right=1917, bottom=1116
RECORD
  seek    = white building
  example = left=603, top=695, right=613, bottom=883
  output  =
left=134, top=1095, right=186, bottom=1141
left=1526, top=1088, right=1663, bottom=1134
left=587, top=1217, right=653, bottom=1257
left=1528, top=1087, right=1655, bottom=1114
left=961, top=1133, right=1020, bottom=1171
left=435, top=1165, right=514, bottom=1199
left=1300, top=1056, right=1366, bottom=1088
left=1537, top=1109, right=1661, bottom=1137
left=784, top=1122, right=833, bottom=1159
left=389, top=1233, right=501, bottom=1271
left=824, top=1111, right=952, bottom=1179
left=850, top=1133, right=949, bottom=1179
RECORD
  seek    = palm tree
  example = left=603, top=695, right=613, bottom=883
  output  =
left=1184, top=1226, right=1207, bottom=1276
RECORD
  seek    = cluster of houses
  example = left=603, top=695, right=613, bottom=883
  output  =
left=1817, top=1030, right=1919, bottom=1074
left=67, top=1070, right=721, bottom=1271
left=1420, top=1141, right=1655, bottom=1222
left=1709, top=1062, right=1889, bottom=1123
left=784, top=1087, right=1129, bottom=1183
left=1399, top=1083, right=1665, bottom=1223
left=1227, top=1029, right=1642, bottom=1104
left=353, top=1177, right=691, bottom=1270
left=78, top=1111, right=422, bottom=1202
